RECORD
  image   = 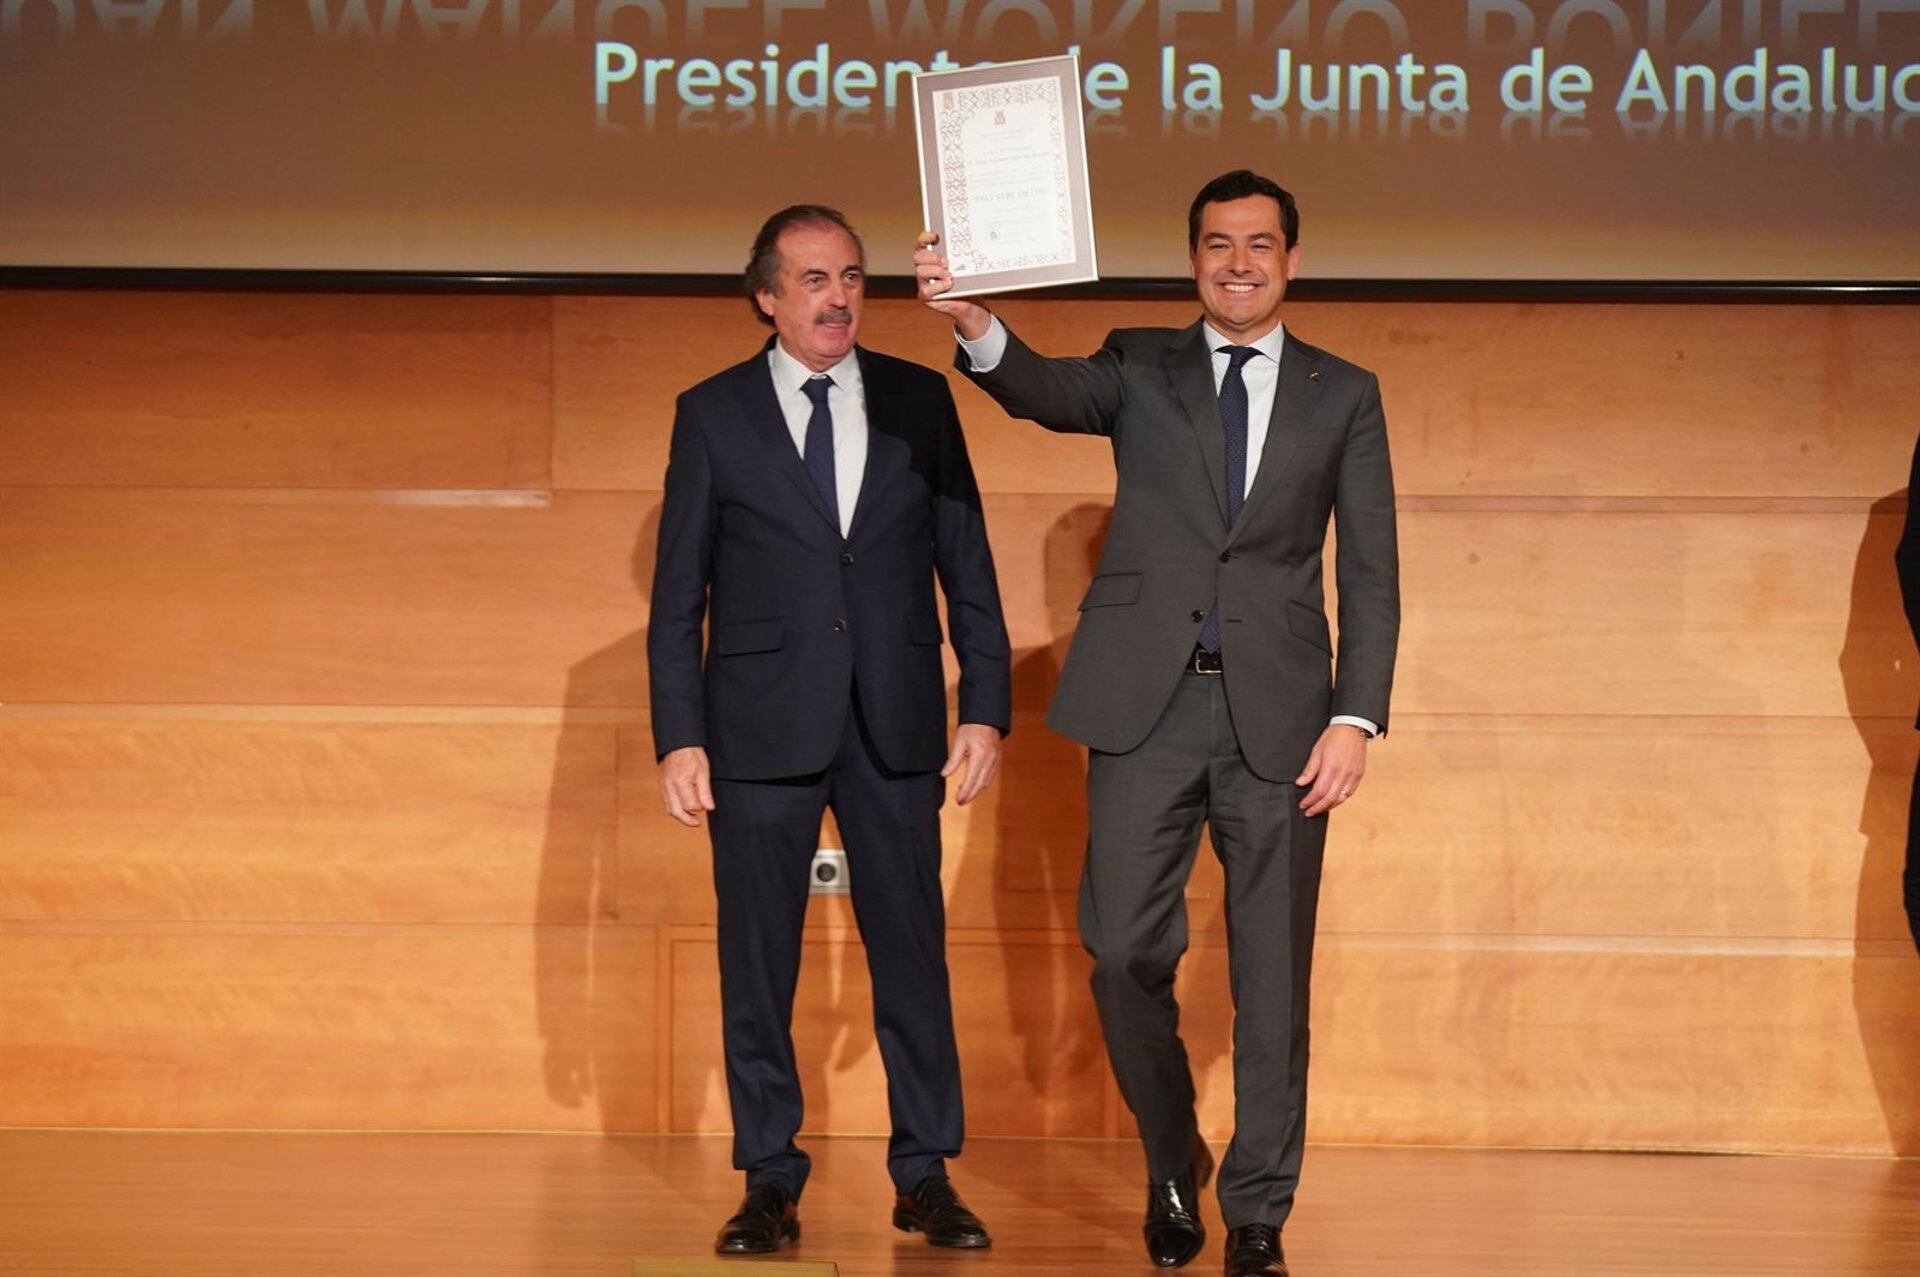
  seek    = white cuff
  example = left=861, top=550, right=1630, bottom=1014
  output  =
left=1330, top=715, right=1380, bottom=739
left=955, top=315, right=1008, bottom=373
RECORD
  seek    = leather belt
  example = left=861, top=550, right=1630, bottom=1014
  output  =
left=1188, top=645, right=1224, bottom=674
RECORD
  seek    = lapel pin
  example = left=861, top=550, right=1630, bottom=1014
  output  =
left=1308, top=369, right=1321, bottom=381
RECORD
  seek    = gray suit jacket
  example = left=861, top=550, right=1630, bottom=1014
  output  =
left=960, top=319, right=1398, bottom=782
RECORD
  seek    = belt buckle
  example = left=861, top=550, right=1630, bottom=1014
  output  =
left=1189, top=645, right=1224, bottom=675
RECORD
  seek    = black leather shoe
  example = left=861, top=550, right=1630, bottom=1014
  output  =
left=714, top=1183, right=799, bottom=1254
left=1144, top=1142, right=1215, bottom=1268
left=1223, top=1223, right=1289, bottom=1276
left=892, top=1175, right=992, bottom=1248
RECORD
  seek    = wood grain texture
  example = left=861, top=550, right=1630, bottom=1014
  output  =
left=550, top=296, right=731, bottom=493
left=551, top=296, right=1920, bottom=499
left=0, top=721, right=616, bottom=924
left=10, top=709, right=1905, bottom=944
left=5, top=289, right=1918, bottom=1158
left=973, top=498, right=1914, bottom=717
left=2, top=1133, right=1913, bottom=1277
left=3, top=490, right=1906, bottom=719
left=1397, top=509, right=1912, bottom=718
left=6, top=700, right=1912, bottom=1149
left=0, top=488, right=658, bottom=706
left=658, top=927, right=1920, bottom=1155
left=0, top=291, right=552, bottom=488
left=1221, top=941, right=1920, bottom=1156
left=0, top=925, right=658, bottom=1132
left=1318, top=716, right=1920, bottom=944
left=931, top=713, right=1920, bottom=943
left=2, top=920, right=1911, bottom=1151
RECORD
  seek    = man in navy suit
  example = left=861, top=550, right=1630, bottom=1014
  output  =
left=649, top=205, right=1012, bottom=1254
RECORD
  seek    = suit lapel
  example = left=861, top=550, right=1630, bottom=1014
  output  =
left=731, top=341, right=841, bottom=536
left=1232, top=332, right=1326, bottom=540
left=1163, top=322, right=1230, bottom=527
left=845, top=348, right=904, bottom=544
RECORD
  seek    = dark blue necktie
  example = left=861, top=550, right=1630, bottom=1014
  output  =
left=800, top=374, right=838, bottom=527
left=1198, top=345, right=1259, bottom=654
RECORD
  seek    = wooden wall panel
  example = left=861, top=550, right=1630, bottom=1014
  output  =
left=665, top=930, right=1920, bottom=1156
left=1396, top=509, right=1911, bottom=717
left=0, top=721, right=617, bottom=925
left=0, top=292, right=552, bottom=489
left=0, top=489, right=657, bottom=706
left=922, top=713, right=1918, bottom=943
left=976, top=498, right=1913, bottom=718
left=1297, top=303, right=1920, bottom=500
left=6, top=919, right=1912, bottom=1152
left=1183, top=941, right=1920, bottom=1156
left=551, top=297, right=1920, bottom=499
left=1321, top=716, right=1919, bottom=944
left=12, top=709, right=1898, bottom=943
left=4, top=287, right=1916, bottom=1156
left=5, top=497, right=1897, bottom=717
left=0, top=925, right=659, bottom=1132
left=550, top=297, right=733, bottom=492
left=615, top=725, right=716, bottom=928
left=550, top=295, right=1126, bottom=497
left=617, top=711, right=1227, bottom=935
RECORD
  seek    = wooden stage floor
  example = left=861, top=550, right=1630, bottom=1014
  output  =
left=0, top=1132, right=1914, bottom=1276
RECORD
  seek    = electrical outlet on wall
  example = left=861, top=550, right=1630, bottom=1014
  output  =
left=809, top=847, right=848, bottom=895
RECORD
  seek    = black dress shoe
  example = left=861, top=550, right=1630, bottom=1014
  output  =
left=892, top=1175, right=992, bottom=1248
left=1144, top=1143, right=1215, bottom=1268
left=714, top=1183, right=799, bottom=1254
left=1223, top=1223, right=1288, bottom=1276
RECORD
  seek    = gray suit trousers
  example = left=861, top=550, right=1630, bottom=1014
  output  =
left=1079, top=672, right=1327, bottom=1229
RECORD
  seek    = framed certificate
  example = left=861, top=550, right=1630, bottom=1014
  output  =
left=914, top=53, right=1098, bottom=298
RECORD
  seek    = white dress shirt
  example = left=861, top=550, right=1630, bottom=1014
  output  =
left=768, top=340, right=867, bottom=538
left=956, top=315, right=1379, bottom=739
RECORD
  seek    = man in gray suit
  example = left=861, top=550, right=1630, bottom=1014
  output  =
left=914, top=170, right=1398, bottom=1276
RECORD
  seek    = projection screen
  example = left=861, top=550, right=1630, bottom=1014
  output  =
left=2, top=1, right=1917, bottom=281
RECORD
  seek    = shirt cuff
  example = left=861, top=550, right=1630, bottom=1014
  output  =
left=1330, top=715, right=1380, bottom=738
left=955, top=315, right=1008, bottom=373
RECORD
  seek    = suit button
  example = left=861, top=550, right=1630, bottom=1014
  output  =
left=833, top=618, right=847, bottom=632
left=1190, top=610, right=1205, bottom=623
left=1219, top=550, right=1232, bottom=563
left=840, top=552, right=854, bottom=565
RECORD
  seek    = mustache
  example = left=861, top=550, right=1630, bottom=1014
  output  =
left=816, top=307, right=854, bottom=325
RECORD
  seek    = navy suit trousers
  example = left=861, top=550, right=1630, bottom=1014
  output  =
left=708, top=693, right=960, bottom=1197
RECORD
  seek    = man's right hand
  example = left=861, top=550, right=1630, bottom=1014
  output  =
left=914, top=231, right=994, bottom=340
left=659, top=746, right=715, bottom=827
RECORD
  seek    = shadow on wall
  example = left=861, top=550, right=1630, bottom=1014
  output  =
left=1839, top=489, right=1920, bottom=1157
left=952, top=503, right=1112, bottom=1107
left=532, top=500, right=660, bottom=1135
left=528, top=499, right=882, bottom=1140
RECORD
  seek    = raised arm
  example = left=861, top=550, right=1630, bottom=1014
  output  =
left=914, top=231, right=1125, bottom=437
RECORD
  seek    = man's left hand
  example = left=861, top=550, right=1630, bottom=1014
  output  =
left=941, top=723, right=1004, bottom=805
left=1295, top=723, right=1368, bottom=816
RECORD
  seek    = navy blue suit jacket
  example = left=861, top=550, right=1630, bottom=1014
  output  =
left=649, top=340, right=1012, bottom=780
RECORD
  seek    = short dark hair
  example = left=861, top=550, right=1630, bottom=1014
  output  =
left=1187, top=170, right=1299, bottom=251
left=744, top=204, right=865, bottom=325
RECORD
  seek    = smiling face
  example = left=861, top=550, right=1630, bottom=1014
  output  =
left=1189, top=194, right=1300, bottom=342
left=755, top=222, right=864, bottom=371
